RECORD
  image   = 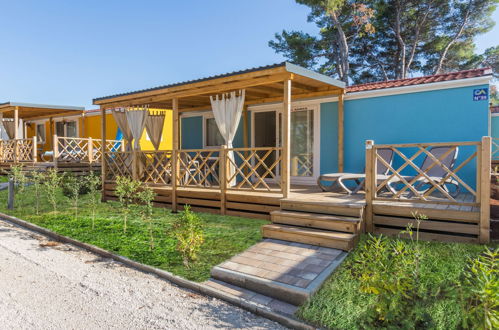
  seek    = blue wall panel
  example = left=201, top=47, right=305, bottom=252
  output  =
left=320, top=102, right=339, bottom=174
left=321, top=84, right=490, bottom=188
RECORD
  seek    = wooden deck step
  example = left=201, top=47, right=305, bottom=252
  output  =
left=270, top=210, right=360, bottom=233
left=262, top=224, right=357, bottom=251
left=280, top=199, right=364, bottom=218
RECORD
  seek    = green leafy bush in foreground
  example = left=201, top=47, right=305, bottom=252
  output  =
left=299, top=234, right=497, bottom=329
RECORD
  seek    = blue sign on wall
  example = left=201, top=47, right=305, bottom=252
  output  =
left=473, top=88, right=488, bottom=101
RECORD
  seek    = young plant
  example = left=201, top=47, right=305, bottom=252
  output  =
left=115, top=176, right=141, bottom=233
left=462, top=247, right=498, bottom=330
left=8, top=165, right=27, bottom=208
left=85, top=171, right=101, bottom=229
left=354, top=212, right=429, bottom=327
left=64, top=174, right=84, bottom=220
left=29, top=170, right=45, bottom=215
left=137, top=186, right=156, bottom=250
left=172, top=205, right=204, bottom=267
left=44, top=168, right=63, bottom=213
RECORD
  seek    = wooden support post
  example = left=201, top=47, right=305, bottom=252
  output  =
left=220, top=145, right=227, bottom=215
left=101, top=107, right=107, bottom=201
left=172, top=98, right=179, bottom=212
left=242, top=107, right=249, bottom=176
left=282, top=79, right=291, bottom=198
left=479, top=136, right=491, bottom=243
left=14, top=106, right=19, bottom=163
left=88, top=137, right=94, bottom=163
left=14, top=106, right=19, bottom=139
left=364, top=140, right=375, bottom=233
left=32, top=136, right=37, bottom=163
left=53, top=135, right=59, bottom=166
left=338, top=91, right=345, bottom=172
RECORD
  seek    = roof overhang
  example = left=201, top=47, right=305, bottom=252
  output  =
left=93, top=62, right=345, bottom=112
left=0, top=102, right=85, bottom=120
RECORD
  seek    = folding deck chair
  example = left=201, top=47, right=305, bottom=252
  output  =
left=317, top=148, right=394, bottom=194
left=388, top=146, right=460, bottom=197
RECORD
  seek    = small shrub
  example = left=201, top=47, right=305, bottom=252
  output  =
left=462, top=247, right=499, bottom=330
left=353, top=213, right=431, bottom=327
left=136, top=186, right=156, bottom=251
left=172, top=205, right=204, bottom=267
left=115, top=176, right=141, bottom=233
left=63, top=174, right=84, bottom=220
left=85, top=172, right=101, bottom=230
left=28, top=170, right=45, bottom=215
left=9, top=165, right=27, bottom=204
left=62, top=173, right=90, bottom=197
left=44, top=169, right=63, bottom=212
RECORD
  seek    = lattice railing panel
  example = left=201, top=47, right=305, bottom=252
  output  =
left=372, top=142, right=479, bottom=205
left=0, top=140, right=17, bottom=162
left=177, top=149, right=220, bottom=188
left=493, top=138, right=499, bottom=161
left=227, top=147, right=282, bottom=192
left=0, top=139, right=34, bottom=162
left=104, top=152, right=133, bottom=180
left=93, top=139, right=122, bottom=161
left=141, top=150, right=173, bottom=185
left=57, top=137, right=89, bottom=162
left=17, top=139, right=34, bottom=162
left=291, top=153, right=313, bottom=177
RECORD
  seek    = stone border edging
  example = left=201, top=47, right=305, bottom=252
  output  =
left=0, top=212, right=316, bottom=330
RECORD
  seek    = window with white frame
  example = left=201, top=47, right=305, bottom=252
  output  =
left=204, top=117, right=224, bottom=147
left=36, top=123, right=46, bottom=144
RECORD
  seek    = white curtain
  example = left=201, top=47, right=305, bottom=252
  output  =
left=126, top=108, right=149, bottom=150
left=210, top=90, right=245, bottom=186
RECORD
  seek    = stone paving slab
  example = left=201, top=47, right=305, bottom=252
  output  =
left=211, top=239, right=347, bottom=305
left=204, top=279, right=298, bottom=316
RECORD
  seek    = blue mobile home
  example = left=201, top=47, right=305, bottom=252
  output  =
left=179, top=67, right=492, bottom=187
left=94, top=63, right=493, bottom=245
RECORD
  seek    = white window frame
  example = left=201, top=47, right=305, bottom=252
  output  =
left=26, top=119, right=48, bottom=144
left=202, top=113, right=224, bottom=149
left=53, top=117, right=80, bottom=137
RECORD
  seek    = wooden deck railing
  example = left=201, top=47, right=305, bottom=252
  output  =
left=103, top=146, right=283, bottom=192
left=56, top=136, right=121, bottom=163
left=227, top=147, right=282, bottom=191
left=0, top=138, right=36, bottom=163
left=364, top=137, right=491, bottom=243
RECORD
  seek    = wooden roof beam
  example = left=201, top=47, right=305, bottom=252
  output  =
left=99, top=73, right=293, bottom=108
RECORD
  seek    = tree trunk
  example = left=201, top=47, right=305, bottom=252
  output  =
left=330, top=11, right=350, bottom=85
left=394, top=0, right=406, bottom=79
left=435, top=0, right=472, bottom=74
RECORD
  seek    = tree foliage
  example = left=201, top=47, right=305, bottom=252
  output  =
left=269, top=0, right=499, bottom=84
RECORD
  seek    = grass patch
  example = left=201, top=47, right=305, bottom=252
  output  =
left=0, top=186, right=266, bottom=282
left=298, top=235, right=496, bottom=329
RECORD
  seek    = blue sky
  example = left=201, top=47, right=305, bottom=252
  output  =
left=0, top=0, right=497, bottom=109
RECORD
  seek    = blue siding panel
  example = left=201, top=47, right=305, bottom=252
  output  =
left=320, top=84, right=489, bottom=188
left=320, top=102, right=339, bottom=174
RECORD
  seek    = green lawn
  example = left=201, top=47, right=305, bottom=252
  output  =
left=0, top=185, right=266, bottom=282
left=298, top=235, right=497, bottom=329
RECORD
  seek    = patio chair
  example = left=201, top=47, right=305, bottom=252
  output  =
left=389, top=146, right=460, bottom=198
left=317, top=148, right=394, bottom=194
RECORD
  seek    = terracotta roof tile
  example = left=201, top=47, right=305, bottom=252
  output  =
left=347, top=68, right=493, bottom=93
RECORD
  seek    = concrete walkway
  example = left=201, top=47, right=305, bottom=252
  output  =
left=0, top=219, right=284, bottom=330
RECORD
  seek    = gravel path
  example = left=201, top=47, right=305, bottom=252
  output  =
left=0, top=219, right=286, bottom=329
